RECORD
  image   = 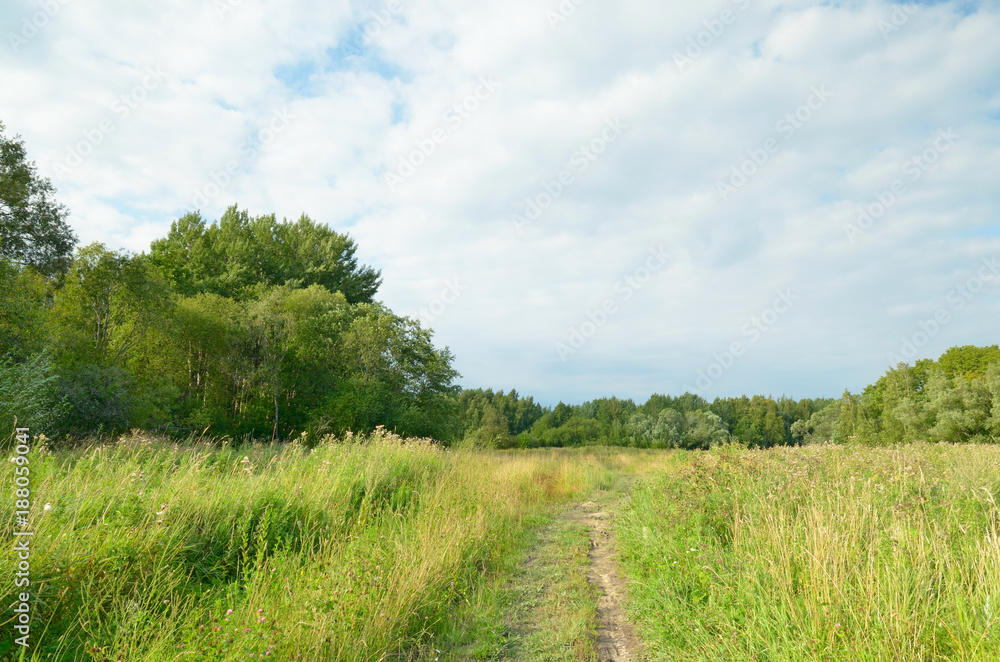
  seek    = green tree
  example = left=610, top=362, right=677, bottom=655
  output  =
left=0, top=121, right=76, bottom=276
left=149, top=207, right=381, bottom=303
left=318, top=304, right=459, bottom=440
left=475, top=404, right=513, bottom=448
left=683, top=410, right=730, bottom=449
left=0, top=258, right=50, bottom=360
left=791, top=401, right=842, bottom=444
left=937, top=345, right=1000, bottom=379
left=48, top=244, right=171, bottom=435
left=985, top=365, right=1000, bottom=441
left=51, top=244, right=171, bottom=368
left=164, top=293, right=245, bottom=434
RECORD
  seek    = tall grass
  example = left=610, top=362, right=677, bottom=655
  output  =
left=0, top=431, right=613, bottom=661
left=617, top=443, right=1000, bottom=661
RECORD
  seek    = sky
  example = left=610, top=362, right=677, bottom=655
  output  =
left=1, top=0, right=999, bottom=406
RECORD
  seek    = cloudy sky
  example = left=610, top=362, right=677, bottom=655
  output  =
left=2, top=0, right=998, bottom=405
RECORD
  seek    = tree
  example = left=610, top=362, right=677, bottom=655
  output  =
left=476, top=404, right=512, bottom=448
left=985, top=365, right=1000, bottom=441
left=161, top=293, right=245, bottom=434
left=790, top=401, right=842, bottom=444
left=317, top=303, right=459, bottom=440
left=0, top=122, right=76, bottom=276
left=149, top=207, right=381, bottom=303
left=47, top=245, right=172, bottom=435
left=458, top=388, right=547, bottom=441
left=937, top=345, right=1000, bottom=379
left=0, top=258, right=50, bottom=360
left=683, top=410, right=730, bottom=449
left=51, top=244, right=171, bottom=368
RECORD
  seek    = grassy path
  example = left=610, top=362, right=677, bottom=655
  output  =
left=481, top=480, right=648, bottom=662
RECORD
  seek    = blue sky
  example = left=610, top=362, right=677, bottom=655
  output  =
left=1, top=0, right=999, bottom=406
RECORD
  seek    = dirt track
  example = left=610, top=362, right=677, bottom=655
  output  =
left=571, top=501, right=646, bottom=662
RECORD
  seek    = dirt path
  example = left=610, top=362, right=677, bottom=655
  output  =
left=571, top=500, right=646, bottom=662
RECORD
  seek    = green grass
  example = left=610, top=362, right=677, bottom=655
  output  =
left=8, top=436, right=998, bottom=662
left=617, top=443, right=1000, bottom=661
left=0, top=432, right=624, bottom=661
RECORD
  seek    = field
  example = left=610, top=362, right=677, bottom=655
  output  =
left=2, top=434, right=999, bottom=662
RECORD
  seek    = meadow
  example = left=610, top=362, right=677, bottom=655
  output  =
left=0, top=431, right=666, bottom=661
left=2, top=435, right=999, bottom=662
left=618, top=443, right=1000, bottom=661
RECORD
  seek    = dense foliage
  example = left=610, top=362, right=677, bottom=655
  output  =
left=0, top=191, right=458, bottom=440
left=455, top=388, right=835, bottom=449
left=149, top=208, right=381, bottom=303
left=829, top=345, right=1000, bottom=445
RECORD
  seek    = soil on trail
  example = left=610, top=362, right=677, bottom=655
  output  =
left=571, top=500, right=646, bottom=662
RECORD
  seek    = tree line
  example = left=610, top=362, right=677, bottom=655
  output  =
left=802, top=345, right=1000, bottom=446
left=456, top=388, right=833, bottom=449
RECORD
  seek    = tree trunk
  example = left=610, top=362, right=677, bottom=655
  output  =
left=272, top=393, right=279, bottom=442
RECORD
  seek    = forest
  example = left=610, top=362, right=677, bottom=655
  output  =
left=2, top=121, right=1000, bottom=449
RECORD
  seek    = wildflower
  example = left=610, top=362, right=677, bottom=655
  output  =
left=226, top=609, right=233, bottom=615
left=43, top=503, right=52, bottom=512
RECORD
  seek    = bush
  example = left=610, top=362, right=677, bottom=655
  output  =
left=54, top=363, right=134, bottom=436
